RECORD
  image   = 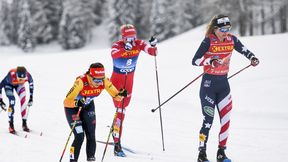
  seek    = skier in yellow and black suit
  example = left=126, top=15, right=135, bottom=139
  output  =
left=63, top=62, right=127, bottom=162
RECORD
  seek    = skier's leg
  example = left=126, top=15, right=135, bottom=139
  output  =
left=16, top=84, right=29, bottom=131
left=81, top=102, right=96, bottom=161
left=216, top=81, right=232, bottom=162
left=65, top=107, right=85, bottom=162
left=216, top=86, right=232, bottom=148
left=4, top=85, right=16, bottom=132
left=198, top=76, right=217, bottom=151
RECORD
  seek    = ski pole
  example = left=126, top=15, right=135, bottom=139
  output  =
left=101, top=71, right=128, bottom=162
left=151, top=71, right=205, bottom=113
left=154, top=56, right=165, bottom=151
left=59, top=106, right=82, bottom=162
left=228, top=64, right=252, bottom=79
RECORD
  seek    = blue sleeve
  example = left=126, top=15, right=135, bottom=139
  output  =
left=0, top=73, right=11, bottom=96
left=192, top=37, right=210, bottom=66
left=27, top=72, right=34, bottom=97
left=232, top=35, right=255, bottom=59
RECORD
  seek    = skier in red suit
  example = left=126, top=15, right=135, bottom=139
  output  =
left=110, top=24, right=158, bottom=157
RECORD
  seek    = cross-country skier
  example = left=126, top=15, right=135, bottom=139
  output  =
left=63, top=62, right=127, bottom=162
left=192, top=14, right=259, bottom=162
left=0, top=66, right=34, bottom=134
left=110, top=24, right=158, bottom=157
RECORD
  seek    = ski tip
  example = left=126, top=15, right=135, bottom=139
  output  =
left=40, top=132, right=43, bottom=136
left=24, top=134, right=28, bottom=138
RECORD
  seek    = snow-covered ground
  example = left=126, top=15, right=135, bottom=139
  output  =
left=1, top=26, right=288, bottom=162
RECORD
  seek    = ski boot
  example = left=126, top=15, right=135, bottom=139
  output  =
left=217, top=147, right=231, bottom=162
left=198, top=150, right=210, bottom=162
left=22, top=119, right=30, bottom=132
left=87, top=156, right=95, bottom=162
left=114, top=142, right=126, bottom=157
left=9, top=122, right=16, bottom=134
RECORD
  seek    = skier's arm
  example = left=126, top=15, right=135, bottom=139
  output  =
left=111, top=42, right=126, bottom=59
left=138, top=39, right=157, bottom=56
left=103, top=77, right=122, bottom=101
left=64, top=78, right=83, bottom=108
left=27, top=72, right=34, bottom=98
left=232, top=35, right=255, bottom=59
left=192, top=37, right=211, bottom=66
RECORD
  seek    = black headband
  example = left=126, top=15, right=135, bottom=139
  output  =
left=214, top=17, right=231, bottom=28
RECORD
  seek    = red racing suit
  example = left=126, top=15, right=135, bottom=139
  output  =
left=110, top=39, right=157, bottom=143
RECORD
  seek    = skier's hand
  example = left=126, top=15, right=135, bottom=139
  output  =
left=250, top=56, right=259, bottom=67
left=118, top=88, right=128, bottom=97
left=149, top=36, right=157, bottom=47
left=210, top=58, right=223, bottom=68
left=0, top=99, right=6, bottom=111
left=75, top=98, right=86, bottom=108
left=124, top=42, right=133, bottom=51
left=27, top=96, right=33, bottom=107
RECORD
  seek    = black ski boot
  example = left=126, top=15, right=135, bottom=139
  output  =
left=22, top=119, right=30, bottom=132
left=9, top=122, right=16, bottom=134
left=198, top=150, right=210, bottom=162
left=87, top=156, right=95, bottom=162
left=114, top=142, right=126, bottom=157
left=217, top=147, right=231, bottom=162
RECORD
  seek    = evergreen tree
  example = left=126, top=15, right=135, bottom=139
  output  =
left=0, top=0, right=13, bottom=45
left=151, top=0, right=178, bottom=41
left=134, top=0, right=153, bottom=39
left=29, top=0, right=53, bottom=44
left=42, top=0, right=62, bottom=40
left=17, top=0, right=36, bottom=52
left=58, top=0, right=95, bottom=49
left=108, top=0, right=137, bottom=43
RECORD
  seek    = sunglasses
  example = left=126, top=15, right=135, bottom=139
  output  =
left=219, top=27, right=231, bottom=33
left=126, top=36, right=136, bottom=42
left=92, top=77, right=103, bottom=83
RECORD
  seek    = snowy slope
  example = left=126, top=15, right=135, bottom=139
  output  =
left=0, top=26, right=288, bottom=162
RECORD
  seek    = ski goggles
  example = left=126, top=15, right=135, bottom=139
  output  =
left=219, top=26, right=231, bottom=33
left=125, top=36, right=136, bottom=43
left=92, top=77, right=103, bottom=83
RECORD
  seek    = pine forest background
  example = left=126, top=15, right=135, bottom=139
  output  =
left=0, top=0, right=287, bottom=52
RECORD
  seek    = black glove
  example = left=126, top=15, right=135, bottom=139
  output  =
left=124, top=42, right=133, bottom=51
left=0, top=99, right=6, bottom=111
left=75, top=98, right=87, bottom=108
left=250, top=56, right=259, bottom=66
left=210, top=58, right=223, bottom=68
left=118, top=89, right=128, bottom=97
left=28, top=96, right=33, bottom=107
left=149, top=36, right=157, bottom=47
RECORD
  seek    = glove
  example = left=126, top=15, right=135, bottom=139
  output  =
left=118, top=88, right=128, bottom=97
left=124, top=42, right=133, bottom=51
left=0, top=99, right=6, bottom=111
left=210, top=58, right=223, bottom=68
left=27, top=96, right=33, bottom=107
left=149, top=36, right=157, bottom=47
left=250, top=56, right=259, bottom=66
left=75, top=98, right=87, bottom=108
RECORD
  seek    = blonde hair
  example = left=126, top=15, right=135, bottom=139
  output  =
left=205, top=15, right=218, bottom=37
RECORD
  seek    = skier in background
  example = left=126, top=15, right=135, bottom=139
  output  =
left=110, top=24, right=158, bottom=157
left=192, top=14, right=259, bottom=162
left=0, top=66, right=34, bottom=134
left=63, top=62, right=127, bottom=162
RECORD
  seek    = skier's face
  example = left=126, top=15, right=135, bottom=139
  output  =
left=215, top=25, right=231, bottom=41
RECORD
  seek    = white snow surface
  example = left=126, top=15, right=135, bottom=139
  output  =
left=1, top=26, right=288, bottom=162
